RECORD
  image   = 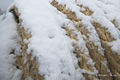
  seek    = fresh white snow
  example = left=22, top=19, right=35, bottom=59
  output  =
left=14, top=0, right=84, bottom=80
left=0, top=12, right=22, bottom=80
left=0, top=0, right=120, bottom=80
left=55, top=0, right=120, bottom=55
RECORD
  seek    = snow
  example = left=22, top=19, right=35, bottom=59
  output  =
left=55, top=0, right=120, bottom=55
left=108, top=39, right=120, bottom=53
left=14, top=0, right=120, bottom=79
left=0, top=12, right=22, bottom=80
left=14, top=0, right=84, bottom=80
left=55, top=0, right=105, bottom=55
left=0, top=0, right=120, bottom=80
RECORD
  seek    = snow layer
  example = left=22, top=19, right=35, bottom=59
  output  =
left=1, top=0, right=120, bottom=80
left=13, top=0, right=120, bottom=79
left=0, top=13, right=22, bottom=80
left=56, top=0, right=120, bottom=55
left=14, top=0, right=84, bottom=80
left=76, top=0, right=120, bottom=54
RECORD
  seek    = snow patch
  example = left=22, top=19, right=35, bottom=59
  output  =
left=0, top=12, right=21, bottom=80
